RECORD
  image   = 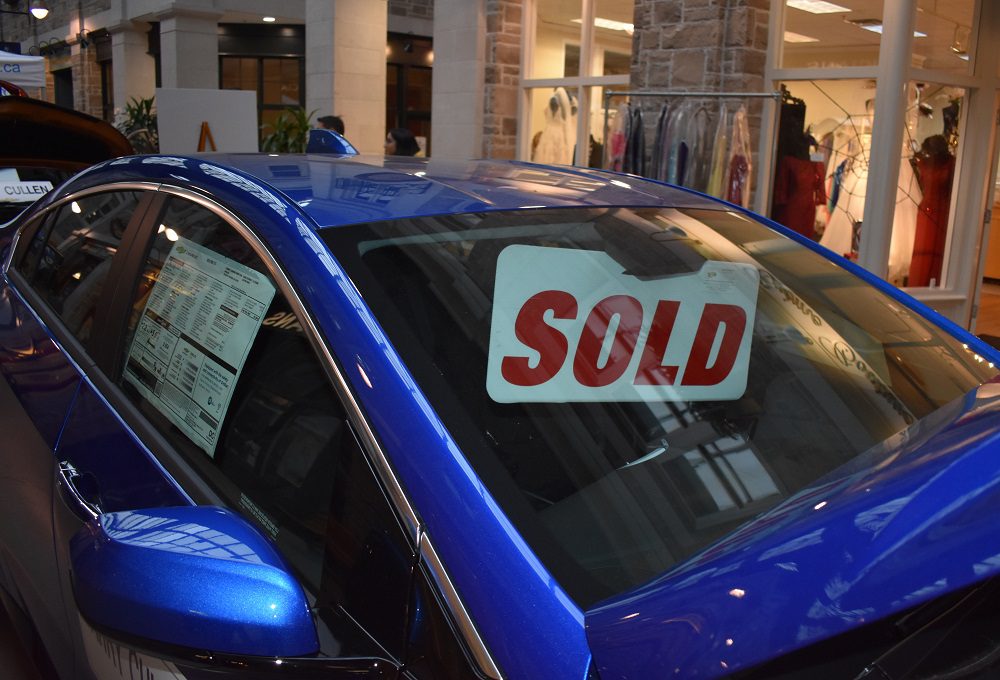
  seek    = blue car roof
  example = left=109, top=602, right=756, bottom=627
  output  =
left=175, top=153, right=724, bottom=228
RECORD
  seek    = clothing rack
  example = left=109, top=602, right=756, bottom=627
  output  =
left=601, top=89, right=782, bottom=213
left=601, top=89, right=782, bottom=168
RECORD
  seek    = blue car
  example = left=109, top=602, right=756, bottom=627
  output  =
left=1, top=147, right=1000, bottom=680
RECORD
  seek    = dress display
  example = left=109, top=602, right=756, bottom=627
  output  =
left=819, top=120, right=920, bottom=286
left=533, top=87, right=576, bottom=166
left=909, top=137, right=956, bottom=287
left=772, top=156, right=827, bottom=239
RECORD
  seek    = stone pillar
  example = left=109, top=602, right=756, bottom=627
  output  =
left=72, top=44, right=102, bottom=117
left=483, top=0, right=521, bottom=159
left=108, top=21, right=156, bottom=113
left=306, top=0, right=387, bottom=154
left=432, top=0, right=485, bottom=160
left=158, top=9, right=221, bottom=89
left=631, top=0, right=769, bottom=196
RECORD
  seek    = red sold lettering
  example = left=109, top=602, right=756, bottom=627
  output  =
left=681, top=303, right=746, bottom=386
left=501, top=290, right=577, bottom=386
left=633, top=300, right=681, bottom=385
left=573, top=295, right=643, bottom=387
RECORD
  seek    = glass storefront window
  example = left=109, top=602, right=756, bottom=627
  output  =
left=912, top=0, right=974, bottom=74
left=891, top=82, right=964, bottom=288
left=781, top=0, right=884, bottom=69
left=531, top=0, right=583, bottom=79
left=593, top=0, right=634, bottom=76
left=525, top=0, right=633, bottom=166
left=772, top=80, right=877, bottom=248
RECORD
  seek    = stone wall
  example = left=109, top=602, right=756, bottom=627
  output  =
left=483, top=0, right=521, bottom=159
left=1, top=0, right=109, bottom=44
left=73, top=45, right=103, bottom=116
left=631, top=0, right=770, bottom=194
left=388, top=0, right=434, bottom=22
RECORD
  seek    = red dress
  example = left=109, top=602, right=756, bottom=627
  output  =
left=909, top=153, right=955, bottom=287
left=772, top=156, right=827, bottom=239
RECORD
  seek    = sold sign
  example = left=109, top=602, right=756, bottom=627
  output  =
left=486, top=245, right=759, bottom=403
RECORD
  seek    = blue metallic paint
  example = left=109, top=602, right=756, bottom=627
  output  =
left=586, top=382, right=1000, bottom=677
left=13, top=153, right=1000, bottom=678
left=0, top=282, right=85, bottom=448
left=70, top=506, right=319, bottom=658
left=56, top=382, right=190, bottom=511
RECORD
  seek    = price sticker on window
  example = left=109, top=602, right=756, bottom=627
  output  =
left=487, top=245, right=759, bottom=403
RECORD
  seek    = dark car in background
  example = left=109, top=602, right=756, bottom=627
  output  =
left=1, top=149, right=1000, bottom=679
left=0, top=97, right=132, bottom=223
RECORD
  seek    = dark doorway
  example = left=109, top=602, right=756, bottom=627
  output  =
left=386, top=32, right=432, bottom=156
left=53, top=68, right=73, bottom=109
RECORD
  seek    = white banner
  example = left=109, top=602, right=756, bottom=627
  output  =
left=0, top=49, right=45, bottom=88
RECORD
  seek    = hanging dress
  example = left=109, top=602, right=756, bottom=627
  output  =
left=725, top=106, right=752, bottom=208
left=908, top=151, right=955, bottom=286
left=707, top=104, right=729, bottom=198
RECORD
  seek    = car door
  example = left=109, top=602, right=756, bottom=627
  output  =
left=50, top=189, right=428, bottom=678
left=0, top=188, right=156, bottom=678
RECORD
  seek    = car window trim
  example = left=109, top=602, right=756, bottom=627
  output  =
left=2, top=184, right=163, bottom=375
left=143, top=184, right=501, bottom=679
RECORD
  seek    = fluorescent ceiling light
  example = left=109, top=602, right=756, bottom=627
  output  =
left=849, top=19, right=926, bottom=37
left=784, top=30, right=819, bottom=43
left=572, top=17, right=635, bottom=35
left=262, top=16, right=276, bottom=22
left=786, top=0, right=850, bottom=14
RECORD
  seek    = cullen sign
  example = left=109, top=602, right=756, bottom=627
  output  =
left=0, top=180, right=52, bottom=200
left=487, top=245, right=759, bottom=403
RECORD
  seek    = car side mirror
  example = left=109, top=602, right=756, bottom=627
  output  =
left=70, top=505, right=319, bottom=657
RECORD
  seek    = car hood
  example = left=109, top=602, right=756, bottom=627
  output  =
left=0, top=97, right=132, bottom=170
left=585, top=378, right=1000, bottom=678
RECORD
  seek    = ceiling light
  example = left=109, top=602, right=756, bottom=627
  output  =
left=784, top=30, right=819, bottom=43
left=571, top=17, right=634, bottom=35
left=28, top=0, right=48, bottom=19
left=786, top=0, right=850, bottom=14
left=848, top=19, right=926, bottom=37
left=262, top=16, right=276, bottom=23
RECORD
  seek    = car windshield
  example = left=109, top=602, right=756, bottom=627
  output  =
left=321, top=207, right=998, bottom=607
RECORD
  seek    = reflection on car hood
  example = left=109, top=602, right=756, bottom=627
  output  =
left=586, top=378, right=1000, bottom=678
left=0, top=97, right=132, bottom=170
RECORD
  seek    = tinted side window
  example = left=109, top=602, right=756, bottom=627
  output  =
left=114, top=196, right=412, bottom=655
left=18, top=191, right=142, bottom=343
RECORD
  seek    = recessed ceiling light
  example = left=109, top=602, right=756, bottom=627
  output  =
left=263, top=16, right=276, bottom=22
left=848, top=19, right=926, bottom=37
left=784, top=30, right=819, bottom=43
left=787, top=0, right=850, bottom=14
left=571, top=17, right=634, bottom=34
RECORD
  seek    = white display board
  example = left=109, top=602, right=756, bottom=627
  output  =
left=155, top=88, right=258, bottom=153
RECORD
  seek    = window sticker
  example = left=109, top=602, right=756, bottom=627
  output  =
left=487, top=245, right=759, bottom=403
left=123, top=238, right=276, bottom=456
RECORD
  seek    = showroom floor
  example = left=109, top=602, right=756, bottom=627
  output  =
left=0, top=607, right=42, bottom=680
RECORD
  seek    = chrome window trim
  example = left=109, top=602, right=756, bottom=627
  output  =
left=420, top=531, right=503, bottom=679
left=149, top=184, right=423, bottom=537
left=3, top=181, right=162, bottom=274
left=152, top=185, right=502, bottom=677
